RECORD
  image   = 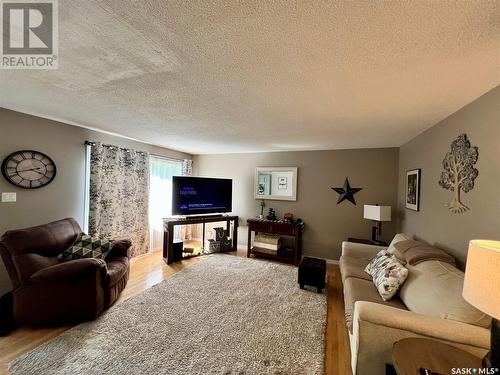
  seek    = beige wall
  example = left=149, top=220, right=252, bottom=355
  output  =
left=0, top=108, right=191, bottom=294
left=1, top=86, right=496, bottom=295
left=397, top=86, right=500, bottom=267
left=193, top=148, right=399, bottom=261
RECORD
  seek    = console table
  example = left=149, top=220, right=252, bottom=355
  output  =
left=163, top=215, right=239, bottom=264
left=247, top=218, right=303, bottom=266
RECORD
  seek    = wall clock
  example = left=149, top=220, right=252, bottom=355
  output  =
left=1, top=150, right=57, bottom=189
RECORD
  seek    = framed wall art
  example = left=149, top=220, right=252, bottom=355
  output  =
left=254, top=167, right=297, bottom=201
left=405, top=169, right=421, bottom=211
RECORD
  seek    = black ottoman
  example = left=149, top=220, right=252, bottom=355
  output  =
left=298, top=257, right=326, bottom=293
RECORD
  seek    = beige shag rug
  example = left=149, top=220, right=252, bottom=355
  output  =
left=10, top=254, right=326, bottom=375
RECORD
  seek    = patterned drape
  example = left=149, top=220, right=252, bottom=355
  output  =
left=181, top=159, right=193, bottom=241
left=89, top=142, right=150, bottom=257
left=182, top=159, right=193, bottom=176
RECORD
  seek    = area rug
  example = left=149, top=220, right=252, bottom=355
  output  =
left=10, top=254, right=326, bottom=375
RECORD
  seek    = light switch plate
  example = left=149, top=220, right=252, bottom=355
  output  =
left=1, top=192, right=16, bottom=202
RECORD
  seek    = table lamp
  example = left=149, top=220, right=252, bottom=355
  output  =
left=463, top=240, right=500, bottom=368
left=363, top=204, right=391, bottom=242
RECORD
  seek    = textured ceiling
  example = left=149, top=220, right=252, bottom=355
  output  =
left=1, top=1, right=499, bottom=154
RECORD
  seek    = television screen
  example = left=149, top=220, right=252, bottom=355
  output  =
left=172, top=176, right=232, bottom=215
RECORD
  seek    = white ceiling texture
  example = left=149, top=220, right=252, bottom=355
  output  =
left=1, top=0, right=499, bottom=154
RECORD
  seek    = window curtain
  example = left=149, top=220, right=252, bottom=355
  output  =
left=88, top=142, right=150, bottom=257
left=149, top=156, right=182, bottom=251
left=181, top=159, right=193, bottom=241
left=182, top=159, right=193, bottom=176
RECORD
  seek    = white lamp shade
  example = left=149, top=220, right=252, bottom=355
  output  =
left=363, top=205, right=391, bottom=221
left=463, top=240, right=500, bottom=319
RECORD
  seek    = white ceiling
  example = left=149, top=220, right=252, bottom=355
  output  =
left=1, top=1, right=499, bottom=154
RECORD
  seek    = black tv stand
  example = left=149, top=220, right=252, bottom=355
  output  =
left=185, top=214, right=224, bottom=221
left=162, top=215, right=239, bottom=264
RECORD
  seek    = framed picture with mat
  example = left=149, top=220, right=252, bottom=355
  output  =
left=405, top=169, right=421, bottom=211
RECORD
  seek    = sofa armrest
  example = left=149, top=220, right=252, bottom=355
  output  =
left=354, top=301, right=490, bottom=348
left=108, top=239, right=132, bottom=259
left=341, top=241, right=386, bottom=259
left=30, top=258, right=107, bottom=284
left=350, top=301, right=490, bottom=375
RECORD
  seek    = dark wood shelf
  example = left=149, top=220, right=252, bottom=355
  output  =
left=247, top=219, right=303, bottom=266
left=250, top=248, right=295, bottom=264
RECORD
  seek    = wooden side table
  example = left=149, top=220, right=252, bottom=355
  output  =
left=392, top=338, right=482, bottom=375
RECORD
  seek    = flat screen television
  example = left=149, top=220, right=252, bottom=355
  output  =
left=172, top=176, right=232, bottom=216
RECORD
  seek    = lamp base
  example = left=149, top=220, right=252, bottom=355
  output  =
left=484, top=318, right=500, bottom=369
left=371, top=221, right=382, bottom=242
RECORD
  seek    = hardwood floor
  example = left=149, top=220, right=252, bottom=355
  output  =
left=0, top=250, right=352, bottom=375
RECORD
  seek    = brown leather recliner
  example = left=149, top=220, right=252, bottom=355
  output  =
left=0, top=218, right=131, bottom=325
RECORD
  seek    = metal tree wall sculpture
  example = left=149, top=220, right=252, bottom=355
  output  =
left=438, top=133, right=478, bottom=213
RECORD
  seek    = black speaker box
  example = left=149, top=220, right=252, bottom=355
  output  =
left=172, top=241, right=184, bottom=262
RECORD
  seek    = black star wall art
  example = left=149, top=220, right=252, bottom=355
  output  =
left=331, top=178, right=362, bottom=205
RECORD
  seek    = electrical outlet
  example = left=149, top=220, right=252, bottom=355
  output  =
left=1, top=192, right=16, bottom=202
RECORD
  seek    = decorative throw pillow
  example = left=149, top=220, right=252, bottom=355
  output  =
left=386, top=233, right=411, bottom=264
left=365, top=250, right=409, bottom=301
left=60, top=234, right=114, bottom=261
left=393, top=240, right=456, bottom=266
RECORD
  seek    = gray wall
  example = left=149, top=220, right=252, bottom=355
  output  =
left=193, top=148, right=399, bottom=261
left=397, top=86, right=500, bottom=267
left=0, top=108, right=191, bottom=294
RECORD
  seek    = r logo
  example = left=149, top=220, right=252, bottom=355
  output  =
left=2, top=2, right=53, bottom=54
left=1, top=0, right=57, bottom=68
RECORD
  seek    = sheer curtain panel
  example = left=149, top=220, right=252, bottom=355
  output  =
left=149, top=156, right=183, bottom=251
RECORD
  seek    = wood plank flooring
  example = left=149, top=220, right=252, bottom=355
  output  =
left=0, top=250, right=351, bottom=375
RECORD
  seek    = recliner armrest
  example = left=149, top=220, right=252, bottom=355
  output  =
left=30, top=258, right=106, bottom=284
left=108, top=240, right=132, bottom=259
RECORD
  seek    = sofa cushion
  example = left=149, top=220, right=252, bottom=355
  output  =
left=365, top=250, right=409, bottom=301
left=343, top=277, right=407, bottom=333
left=13, top=254, right=60, bottom=285
left=339, top=256, right=372, bottom=283
left=386, top=233, right=411, bottom=263
left=400, top=260, right=491, bottom=328
left=393, top=240, right=456, bottom=266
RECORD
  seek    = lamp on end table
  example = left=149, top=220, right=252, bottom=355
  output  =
left=363, top=204, right=391, bottom=242
left=463, top=240, right=500, bottom=369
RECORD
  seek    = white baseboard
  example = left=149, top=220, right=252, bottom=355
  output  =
left=236, top=244, right=339, bottom=264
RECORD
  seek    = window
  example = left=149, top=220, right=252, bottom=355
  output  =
left=149, top=156, right=183, bottom=251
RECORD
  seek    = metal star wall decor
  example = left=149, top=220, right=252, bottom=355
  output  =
left=331, top=178, right=362, bottom=205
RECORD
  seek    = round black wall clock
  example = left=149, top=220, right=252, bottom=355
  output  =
left=1, top=150, right=57, bottom=189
